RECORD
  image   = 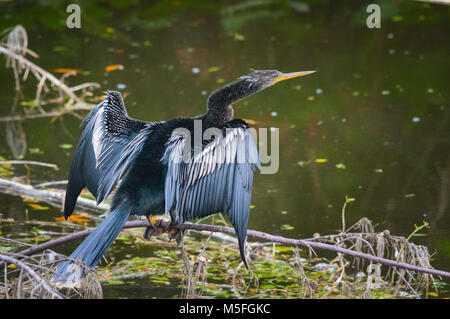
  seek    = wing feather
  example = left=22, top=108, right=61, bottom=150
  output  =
left=163, top=124, right=260, bottom=266
left=64, top=91, right=151, bottom=218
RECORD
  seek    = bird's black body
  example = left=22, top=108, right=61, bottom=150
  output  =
left=109, top=118, right=187, bottom=216
left=54, top=69, right=314, bottom=286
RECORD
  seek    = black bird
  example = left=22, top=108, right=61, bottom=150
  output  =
left=53, top=69, right=315, bottom=285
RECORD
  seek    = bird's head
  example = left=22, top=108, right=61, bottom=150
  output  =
left=238, top=69, right=316, bottom=92
left=206, top=69, right=316, bottom=115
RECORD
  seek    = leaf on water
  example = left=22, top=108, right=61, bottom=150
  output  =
left=1, top=162, right=11, bottom=168
left=59, top=144, right=73, bottom=149
left=281, top=224, right=295, bottom=230
left=234, top=33, right=245, bottom=41
left=208, top=66, right=220, bottom=72
left=107, top=280, right=125, bottom=285
left=315, top=158, right=328, bottom=163
left=275, top=246, right=293, bottom=252
left=336, top=163, right=346, bottom=169
left=53, top=46, right=67, bottom=52
left=28, top=147, right=44, bottom=154
left=27, top=203, right=49, bottom=210
left=53, top=68, right=83, bottom=74
left=55, top=214, right=90, bottom=223
left=105, top=64, right=124, bottom=72
left=216, top=78, right=225, bottom=84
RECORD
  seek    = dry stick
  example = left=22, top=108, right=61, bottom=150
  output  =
left=0, top=160, right=58, bottom=169
left=1, top=178, right=449, bottom=279
left=34, top=180, right=68, bottom=189
left=0, top=178, right=108, bottom=213
left=70, top=82, right=101, bottom=92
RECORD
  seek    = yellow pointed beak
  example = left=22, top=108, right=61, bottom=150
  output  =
left=274, top=70, right=316, bottom=83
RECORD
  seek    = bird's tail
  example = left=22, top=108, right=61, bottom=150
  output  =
left=53, top=204, right=130, bottom=287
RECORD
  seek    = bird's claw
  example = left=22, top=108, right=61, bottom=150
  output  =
left=167, top=226, right=184, bottom=245
left=144, top=215, right=171, bottom=239
left=143, top=215, right=184, bottom=244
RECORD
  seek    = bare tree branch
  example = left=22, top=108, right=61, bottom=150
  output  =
left=0, top=178, right=108, bottom=213
left=0, top=160, right=58, bottom=169
left=1, top=177, right=449, bottom=279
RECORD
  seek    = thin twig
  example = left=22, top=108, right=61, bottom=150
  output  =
left=0, top=160, right=57, bottom=169
left=0, top=178, right=108, bottom=213
left=33, top=180, right=68, bottom=189
left=70, top=82, right=101, bottom=92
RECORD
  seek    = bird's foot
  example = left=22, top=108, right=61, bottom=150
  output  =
left=144, top=215, right=171, bottom=239
left=167, top=224, right=184, bottom=245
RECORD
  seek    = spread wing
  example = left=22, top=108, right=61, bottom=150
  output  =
left=163, top=121, right=261, bottom=266
left=64, top=91, right=152, bottom=218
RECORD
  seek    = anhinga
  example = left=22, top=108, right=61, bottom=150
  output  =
left=53, top=69, right=315, bottom=285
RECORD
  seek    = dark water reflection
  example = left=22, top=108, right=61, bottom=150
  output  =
left=0, top=0, right=449, bottom=298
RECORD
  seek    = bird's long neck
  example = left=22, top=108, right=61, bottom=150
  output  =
left=202, top=78, right=256, bottom=127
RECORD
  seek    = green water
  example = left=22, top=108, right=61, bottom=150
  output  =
left=0, top=0, right=449, bottom=298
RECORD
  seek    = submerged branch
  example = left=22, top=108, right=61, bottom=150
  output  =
left=0, top=178, right=108, bottom=213
left=0, top=104, right=93, bottom=122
